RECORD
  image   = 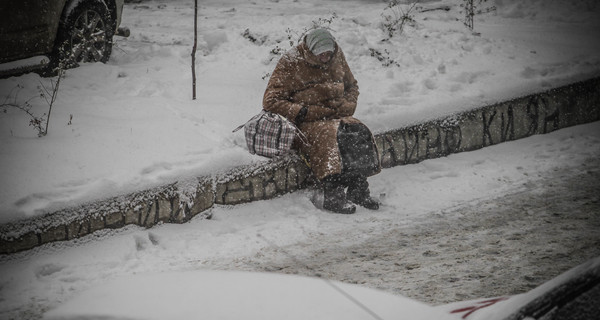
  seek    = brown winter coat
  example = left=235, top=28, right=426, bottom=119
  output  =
left=263, top=41, right=380, bottom=180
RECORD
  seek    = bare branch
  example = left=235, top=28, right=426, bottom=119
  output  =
left=191, top=0, right=198, bottom=100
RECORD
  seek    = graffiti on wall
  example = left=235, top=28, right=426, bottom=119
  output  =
left=378, top=124, right=463, bottom=167
left=378, top=92, right=568, bottom=168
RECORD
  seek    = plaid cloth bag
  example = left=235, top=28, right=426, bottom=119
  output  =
left=234, top=110, right=304, bottom=158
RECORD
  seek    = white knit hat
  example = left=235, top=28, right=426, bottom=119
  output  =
left=305, top=28, right=336, bottom=56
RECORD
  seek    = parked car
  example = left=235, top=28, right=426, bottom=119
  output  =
left=43, top=256, right=600, bottom=320
left=0, top=0, right=128, bottom=77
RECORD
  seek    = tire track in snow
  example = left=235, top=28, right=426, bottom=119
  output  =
left=233, top=163, right=600, bottom=305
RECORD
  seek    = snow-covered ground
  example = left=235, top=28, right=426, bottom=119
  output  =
left=1, top=1, right=600, bottom=318
left=1, top=0, right=599, bottom=223
left=1, top=121, right=599, bottom=319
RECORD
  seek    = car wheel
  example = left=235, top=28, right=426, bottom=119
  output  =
left=51, top=0, right=115, bottom=72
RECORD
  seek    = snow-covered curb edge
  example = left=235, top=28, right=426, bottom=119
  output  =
left=1, top=77, right=599, bottom=254
left=376, top=77, right=599, bottom=167
left=0, top=154, right=313, bottom=254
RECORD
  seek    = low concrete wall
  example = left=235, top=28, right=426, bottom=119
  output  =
left=1, top=77, right=599, bottom=254
left=376, top=78, right=600, bottom=168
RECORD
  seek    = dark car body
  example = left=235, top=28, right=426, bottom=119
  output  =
left=0, top=0, right=125, bottom=75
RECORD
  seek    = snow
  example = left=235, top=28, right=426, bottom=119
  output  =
left=0, top=56, right=49, bottom=73
left=0, top=121, right=598, bottom=319
left=0, top=0, right=599, bottom=224
left=41, top=270, right=445, bottom=320
left=33, top=256, right=600, bottom=319
left=0, top=0, right=599, bottom=318
left=437, top=256, right=600, bottom=319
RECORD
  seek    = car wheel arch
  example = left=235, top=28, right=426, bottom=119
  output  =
left=44, top=0, right=115, bottom=74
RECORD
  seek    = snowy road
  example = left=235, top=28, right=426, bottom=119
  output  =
left=211, top=164, right=600, bottom=305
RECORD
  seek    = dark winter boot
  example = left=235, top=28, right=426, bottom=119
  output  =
left=347, top=177, right=380, bottom=210
left=322, top=181, right=356, bottom=214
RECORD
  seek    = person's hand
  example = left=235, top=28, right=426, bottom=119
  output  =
left=295, top=106, right=308, bottom=125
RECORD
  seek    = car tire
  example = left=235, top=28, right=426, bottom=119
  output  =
left=45, top=0, right=115, bottom=74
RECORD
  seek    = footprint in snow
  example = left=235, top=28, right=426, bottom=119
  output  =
left=35, top=263, right=67, bottom=279
left=134, top=232, right=161, bottom=251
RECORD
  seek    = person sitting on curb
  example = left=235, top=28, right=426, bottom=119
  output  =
left=262, top=28, right=381, bottom=214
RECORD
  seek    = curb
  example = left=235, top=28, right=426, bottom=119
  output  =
left=376, top=78, right=599, bottom=168
left=1, top=77, right=599, bottom=254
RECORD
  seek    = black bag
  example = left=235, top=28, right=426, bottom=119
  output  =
left=337, top=122, right=380, bottom=176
